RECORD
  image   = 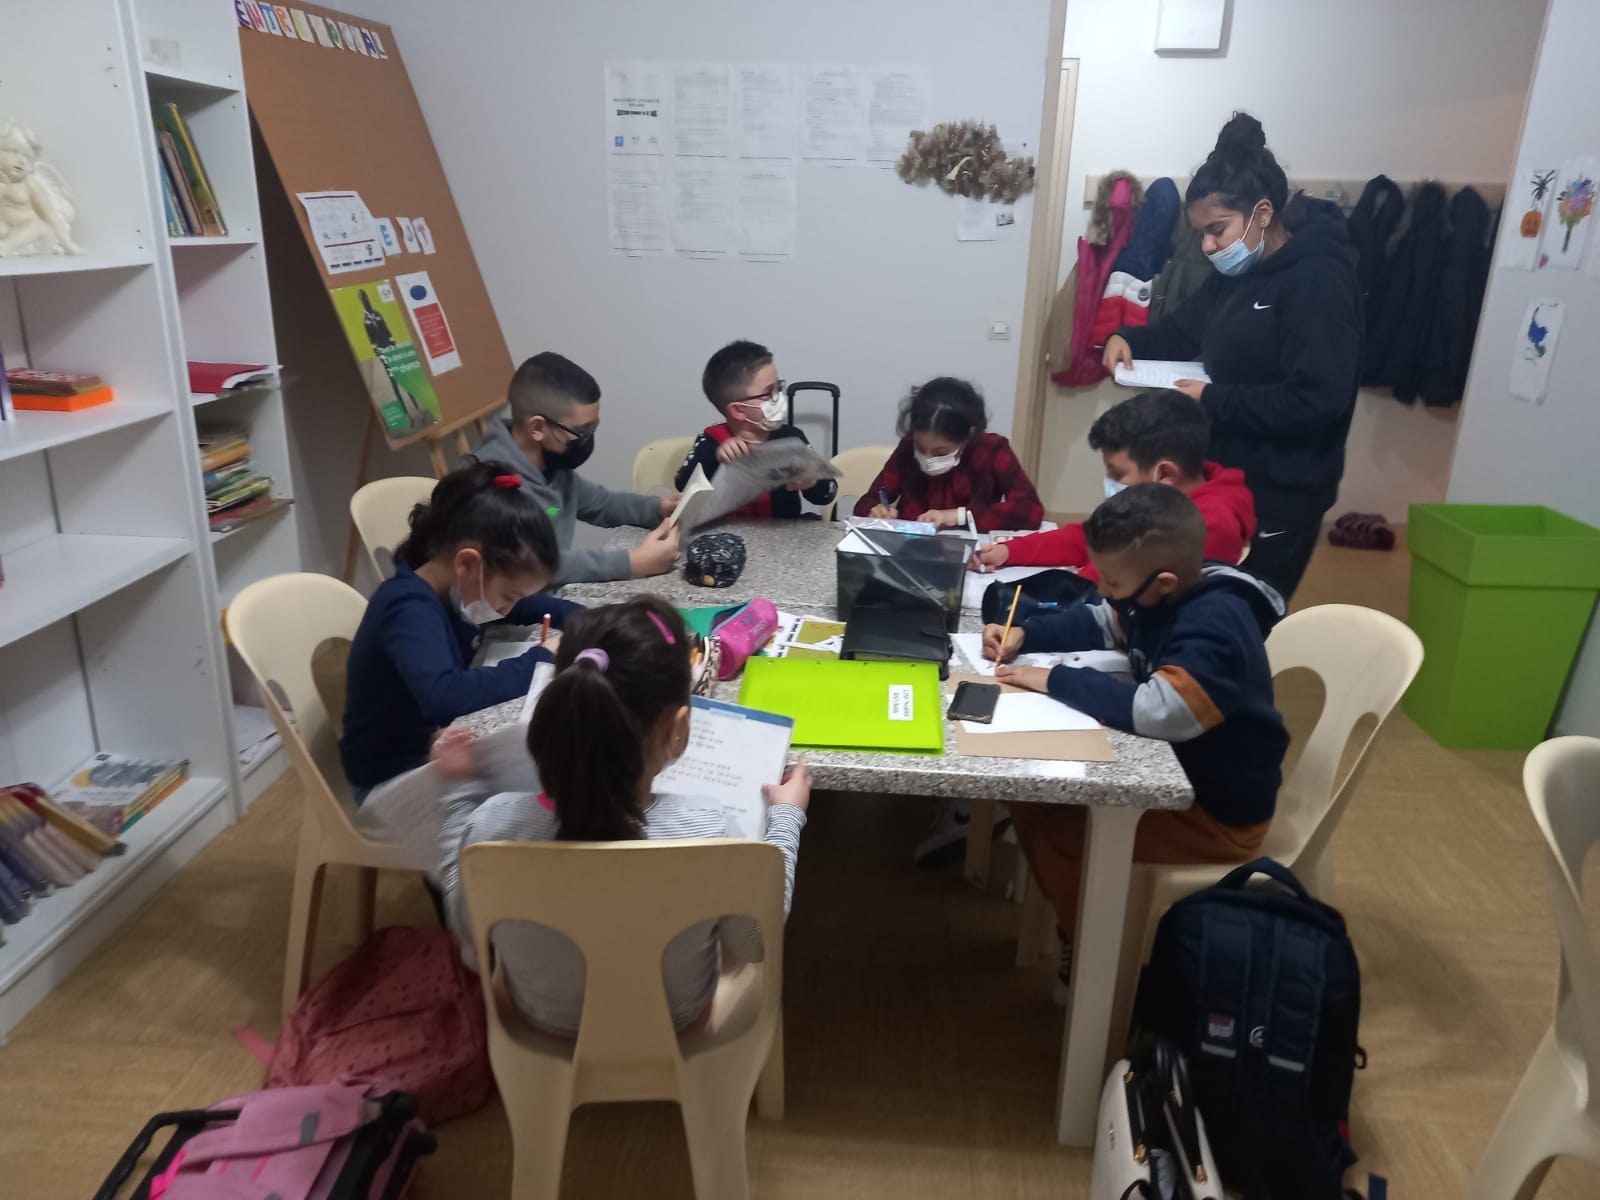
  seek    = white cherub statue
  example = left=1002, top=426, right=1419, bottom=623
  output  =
left=0, top=123, right=81, bottom=256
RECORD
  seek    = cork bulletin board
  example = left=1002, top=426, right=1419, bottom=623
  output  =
left=240, top=1, right=510, bottom=450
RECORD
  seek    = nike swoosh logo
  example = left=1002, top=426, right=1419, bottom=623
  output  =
left=1253, top=301, right=1272, bottom=310
left=1257, top=530, right=1286, bottom=539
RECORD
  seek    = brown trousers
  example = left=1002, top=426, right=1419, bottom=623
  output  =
left=1010, top=802, right=1270, bottom=934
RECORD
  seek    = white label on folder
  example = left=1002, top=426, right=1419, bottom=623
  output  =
left=888, top=684, right=914, bottom=721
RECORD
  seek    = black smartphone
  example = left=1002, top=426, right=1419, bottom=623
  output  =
left=948, top=681, right=1001, bottom=724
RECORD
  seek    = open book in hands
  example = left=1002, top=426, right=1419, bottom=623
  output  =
left=669, top=438, right=841, bottom=532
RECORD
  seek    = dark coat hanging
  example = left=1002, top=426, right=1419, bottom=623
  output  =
left=1345, top=175, right=1405, bottom=345
left=1418, top=187, right=1494, bottom=407
left=1364, top=182, right=1450, bottom=396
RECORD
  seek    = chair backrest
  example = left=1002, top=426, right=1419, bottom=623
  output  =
left=350, top=477, right=437, bottom=580
left=460, top=839, right=785, bottom=1094
left=1524, top=735, right=1600, bottom=1112
left=227, top=574, right=369, bottom=837
left=1261, top=604, right=1424, bottom=864
left=823, top=445, right=896, bottom=521
left=632, top=437, right=695, bottom=494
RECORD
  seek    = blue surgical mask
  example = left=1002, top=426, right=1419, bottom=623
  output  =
left=1207, top=210, right=1265, bottom=277
left=1103, top=477, right=1127, bottom=500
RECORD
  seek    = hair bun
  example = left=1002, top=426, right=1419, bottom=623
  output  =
left=1214, top=112, right=1266, bottom=157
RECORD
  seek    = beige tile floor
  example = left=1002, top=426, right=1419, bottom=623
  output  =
left=1, top=539, right=1596, bottom=1198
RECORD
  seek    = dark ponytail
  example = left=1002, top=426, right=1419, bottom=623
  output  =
left=897, top=376, right=988, bottom=442
left=1186, top=112, right=1288, bottom=214
left=395, top=456, right=560, bottom=576
left=525, top=597, right=691, bottom=842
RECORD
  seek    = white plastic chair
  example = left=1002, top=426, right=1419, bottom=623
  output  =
left=1470, top=736, right=1600, bottom=1199
left=460, top=838, right=786, bottom=1200
left=350, top=476, right=437, bottom=580
left=1017, top=605, right=1423, bottom=1055
left=632, top=437, right=695, bottom=494
left=821, top=445, right=896, bottom=522
left=227, top=574, right=417, bottom=1015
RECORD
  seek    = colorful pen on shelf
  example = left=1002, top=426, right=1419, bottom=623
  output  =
left=540, top=613, right=552, bottom=645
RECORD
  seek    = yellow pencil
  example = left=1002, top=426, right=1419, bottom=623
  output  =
left=995, top=585, right=1022, bottom=663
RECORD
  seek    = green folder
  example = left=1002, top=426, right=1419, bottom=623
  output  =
left=737, top=657, right=945, bottom=753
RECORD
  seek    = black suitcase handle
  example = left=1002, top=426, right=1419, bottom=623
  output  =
left=785, top=381, right=841, bottom=457
left=93, top=1108, right=240, bottom=1200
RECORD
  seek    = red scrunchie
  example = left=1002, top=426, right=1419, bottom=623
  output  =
left=492, top=474, right=522, bottom=489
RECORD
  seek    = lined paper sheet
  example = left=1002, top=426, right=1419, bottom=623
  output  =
left=1113, top=360, right=1211, bottom=389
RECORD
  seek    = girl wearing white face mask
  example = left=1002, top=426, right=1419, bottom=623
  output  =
left=855, top=376, right=1044, bottom=533
left=1100, top=112, right=1362, bottom=601
left=674, top=339, right=840, bottom=520
left=340, top=458, right=576, bottom=807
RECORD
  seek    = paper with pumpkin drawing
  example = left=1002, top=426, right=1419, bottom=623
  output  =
left=1499, top=163, right=1557, bottom=271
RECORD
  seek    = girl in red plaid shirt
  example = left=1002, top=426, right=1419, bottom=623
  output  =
left=854, top=377, right=1044, bottom=533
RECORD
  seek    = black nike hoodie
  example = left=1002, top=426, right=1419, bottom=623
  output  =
left=1120, top=197, right=1363, bottom=521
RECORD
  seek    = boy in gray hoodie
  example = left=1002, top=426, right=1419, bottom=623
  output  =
left=475, top=352, right=679, bottom=583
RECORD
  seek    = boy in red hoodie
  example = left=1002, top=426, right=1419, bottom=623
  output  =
left=971, top=389, right=1254, bottom=577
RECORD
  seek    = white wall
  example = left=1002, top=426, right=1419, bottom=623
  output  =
left=1036, top=0, right=1544, bottom=518
left=351, top=0, right=1053, bottom=499
left=1446, top=0, right=1600, bottom=735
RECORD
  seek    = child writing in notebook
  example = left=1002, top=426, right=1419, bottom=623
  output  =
left=855, top=377, right=1044, bottom=532
left=431, top=597, right=812, bottom=1035
left=673, top=340, right=838, bottom=518
left=340, top=459, right=581, bottom=805
left=983, top=483, right=1287, bottom=1001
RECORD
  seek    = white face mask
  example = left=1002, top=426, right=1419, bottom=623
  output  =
left=1103, top=477, right=1128, bottom=500
left=915, top=448, right=962, bottom=476
left=733, top=391, right=787, bottom=432
left=451, top=567, right=503, bottom=626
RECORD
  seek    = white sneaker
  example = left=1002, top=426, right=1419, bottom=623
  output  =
left=912, top=800, right=1010, bottom=868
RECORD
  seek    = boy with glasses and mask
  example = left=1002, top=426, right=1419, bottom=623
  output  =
left=477, top=351, right=681, bottom=582
left=674, top=340, right=838, bottom=519
left=984, top=483, right=1288, bottom=1003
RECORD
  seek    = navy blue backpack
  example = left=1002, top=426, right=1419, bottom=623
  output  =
left=1134, top=858, right=1364, bottom=1200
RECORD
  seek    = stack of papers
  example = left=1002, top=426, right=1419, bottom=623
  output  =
left=960, top=692, right=1101, bottom=735
left=949, top=634, right=1132, bottom=679
left=1112, top=360, right=1212, bottom=389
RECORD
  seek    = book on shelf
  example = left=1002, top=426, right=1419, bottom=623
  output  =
left=198, top=430, right=252, bottom=473
left=51, top=752, right=190, bottom=838
left=0, top=784, right=117, bottom=926
left=0, top=345, right=11, bottom=422
left=210, top=495, right=291, bottom=533
left=152, top=102, right=226, bottom=236
left=207, top=475, right=273, bottom=512
left=155, top=130, right=200, bottom=237
left=188, top=362, right=279, bottom=394
left=4, top=784, right=123, bottom=858
left=7, top=368, right=105, bottom=396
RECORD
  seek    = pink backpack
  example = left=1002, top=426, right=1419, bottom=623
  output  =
left=91, top=1081, right=432, bottom=1200
left=264, top=926, right=495, bottom=1126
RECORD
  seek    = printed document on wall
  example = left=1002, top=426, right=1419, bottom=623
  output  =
left=865, top=67, right=932, bottom=162
left=735, top=64, right=797, bottom=159
left=672, top=157, right=735, bottom=256
left=296, top=190, right=385, bottom=274
left=801, top=66, right=866, bottom=161
left=1509, top=298, right=1563, bottom=404
left=394, top=270, right=462, bottom=374
left=672, top=63, right=732, bottom=157
left=607, top=155, right=669, bottom=254
left=604, top=60, right=668, bottom=154
left=735, top=162, right=797, bottom=259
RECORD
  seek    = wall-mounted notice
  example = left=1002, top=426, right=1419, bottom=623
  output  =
left=865, top=67, right=932, bottom=162
left=412, top=216, right=436, bottom=254
left=1500, top=164, right=1558, bottom=271
left=395, top=270, right=462, bottom=374
left=671, top=157, right=734, bottom=256
left=296, top=189, right=385, bottom=274
left=1541, top=158, right=1597, bottom=272
left=397, top=216, right=420, bottom=253
left=1510, top=298, right=1564, bottom=404
left=735, top=64, right=797, bottom=160
left=801, top=66, right=866, bottom=162
left=735, top=162, right=797, bottom=260
left=329, top=278, right=441, bottom=435
left=672, top=63, right=732, bottom=158
left=605, top=60, right=668, bottom=154
left=607, top=155, right=670, bottom=254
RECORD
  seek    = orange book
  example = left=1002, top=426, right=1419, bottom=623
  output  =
left=13, top=386, right=114, bottom=412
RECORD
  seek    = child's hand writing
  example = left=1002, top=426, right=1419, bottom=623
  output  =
left=995, top=664, right=1052, bottom=694
left=867, top=503, right=899, bottom=519
left=921, top=508, right=962, bottom=529
left=981, top=622, right=1025, bottom=663
left=430, top=727, right=477, bottom=780
left=717, top=437, right=754, bottom=463
left=763, top=756, right=813, bottom=812
left=969, top=543, right=1011, bottom=572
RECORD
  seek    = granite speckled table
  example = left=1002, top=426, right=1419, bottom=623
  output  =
left=471, top=517, right=1194, bottom=1146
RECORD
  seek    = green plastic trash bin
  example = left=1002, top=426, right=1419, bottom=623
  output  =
left=1404, top=503, right=1600, bottom=749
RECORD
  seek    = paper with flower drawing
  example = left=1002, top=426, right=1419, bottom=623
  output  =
left=1539, top=158, right=1597, bottom=271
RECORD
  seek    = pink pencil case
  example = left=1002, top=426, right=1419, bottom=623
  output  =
left=710, top=598, right=778, bottom=680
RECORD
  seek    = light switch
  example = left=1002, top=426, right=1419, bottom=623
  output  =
left=989, top=319, right=1011, bottom=340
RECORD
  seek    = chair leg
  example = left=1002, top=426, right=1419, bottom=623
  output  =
left=756, top=1012, right=785, bottom=1121
left=1469, top=1028, right=1588, bottom=1200
left=1104, top=880, right=1157, bottom=1072
left=350, top=866, right=378, bottom=942
left=964, top=800, right=996, bottom=889
left=505, top=1100, right=573, bottom=1200
left=1016, top=874, right=1055, bottom=968
left=1298, top=846, right=1335, bottom=904
left=1011, top=852, right=1029, bottom=906
left=681, top=1080, right=755, bottom=1200
left=282, top=851, right=327, bottom=1017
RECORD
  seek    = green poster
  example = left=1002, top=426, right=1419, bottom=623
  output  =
left=329, top=279, right=442, bottom=437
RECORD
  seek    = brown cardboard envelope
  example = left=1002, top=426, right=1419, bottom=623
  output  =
left=945, top=672, right=1117, bottom=763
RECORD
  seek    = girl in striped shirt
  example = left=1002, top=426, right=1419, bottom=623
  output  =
left=433, top=596, right=811, bottom=1035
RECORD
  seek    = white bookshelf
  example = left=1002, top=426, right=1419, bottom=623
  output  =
left=139, top=0, right=300, bottom=798
left=0, top=0, right=290, bottom=1039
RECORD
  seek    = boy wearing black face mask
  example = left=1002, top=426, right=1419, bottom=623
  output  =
left=476, top=352, right=681, bottom=583
left=673, top=340, right=838, bottom=519
left=983, top=483, right=1289, bottom=1000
